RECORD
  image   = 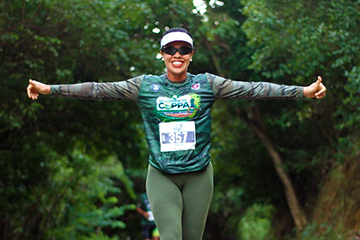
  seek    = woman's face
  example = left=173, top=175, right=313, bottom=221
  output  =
left=161, top=41, right=194, bottom=82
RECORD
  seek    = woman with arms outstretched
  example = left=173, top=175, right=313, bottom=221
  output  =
left=27, top=27, right=326, bottom=240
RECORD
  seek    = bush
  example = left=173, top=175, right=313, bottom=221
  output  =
left=238, top=204, right=276, bottom=240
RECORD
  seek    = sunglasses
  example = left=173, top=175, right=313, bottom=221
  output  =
left=161, top=46, right=193, bottom=55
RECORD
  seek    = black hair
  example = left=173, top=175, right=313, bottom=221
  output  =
left=162, top=27, right=192, bottom=39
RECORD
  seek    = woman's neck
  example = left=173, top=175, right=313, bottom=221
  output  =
left=167, top=72, right=187, bottom=83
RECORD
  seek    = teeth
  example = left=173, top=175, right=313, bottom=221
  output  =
left=172, top=61, right=183, bottom=66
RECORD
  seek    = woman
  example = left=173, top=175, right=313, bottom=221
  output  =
left=27, top=27, right=326, bottom=240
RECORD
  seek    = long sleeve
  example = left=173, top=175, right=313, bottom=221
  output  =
left=206, top=73, right=304, bottom=100
left=50, top=75, right=144, bottom=102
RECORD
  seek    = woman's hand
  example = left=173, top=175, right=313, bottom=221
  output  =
left=303, top=76, right=326, bottom=99
left=27, top=79, right=51, bottom=100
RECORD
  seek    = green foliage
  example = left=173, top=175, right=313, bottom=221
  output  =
left=238, top=204, right=276, bottom=240
left=0, top=0, right=152, bottom=239
left=336, top=65, right=360, bottom=132
left=45, top=146, right=136, bottom=239
left=0, top=139, right=136, bottom=239
left=209, top=0, right=360, bottom=238
left=241, top=0, right=360, bottom=79
left=1, top=0, right=360, bottom=239
left=83, top=232, right=120, bottom=240
left=296, top=222, right=349, bottom=240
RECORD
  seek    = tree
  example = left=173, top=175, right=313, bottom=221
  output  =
left=0, top=0, right=154, bottom=238
left=239, top=0, right=360, bottom=233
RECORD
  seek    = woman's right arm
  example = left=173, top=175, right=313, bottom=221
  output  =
left=27, top=75, right=144, bottom=102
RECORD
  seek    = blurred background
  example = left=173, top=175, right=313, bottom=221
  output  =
left=1, top=0, right=360, bottom=239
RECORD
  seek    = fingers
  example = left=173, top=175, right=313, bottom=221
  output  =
left=314, top=76, right=326, bottom=99
left=27, top=79, right=39, bottom=100
left=27, top=79, right=33, bottom=99
left=315, top=83, right=326, bottom=99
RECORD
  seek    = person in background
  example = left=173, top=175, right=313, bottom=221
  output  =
left=136, top=192, right=159, bottom=240
left=27, top=27, right=326, bottom=240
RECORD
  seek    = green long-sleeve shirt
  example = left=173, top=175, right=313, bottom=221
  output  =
left=51, top=73, right=304, bottom=174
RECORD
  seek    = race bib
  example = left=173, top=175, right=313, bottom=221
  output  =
left=159, top=121, right=196, bottom=152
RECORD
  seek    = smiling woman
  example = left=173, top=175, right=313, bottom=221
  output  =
left=160, top=28, right=194, bottom=82
left=27, top=27, right=326, bottom=240
left=161, top=41, right=193, bottom=82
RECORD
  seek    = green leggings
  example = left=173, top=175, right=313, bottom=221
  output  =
left=146, top=163, right=213, bottom=240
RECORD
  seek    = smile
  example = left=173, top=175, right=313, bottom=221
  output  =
left=171, top=61, right=184, bottom=67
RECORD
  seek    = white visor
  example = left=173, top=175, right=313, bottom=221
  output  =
left=160, top=31, right=193, bottom=48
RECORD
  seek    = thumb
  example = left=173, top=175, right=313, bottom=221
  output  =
left=316, top=76, right=322, bottom=85
left=29, top=79, right=35, bottom=87
left=29, top=79, right=43, bottom=90
left=29, top=79, right=38, bottom=86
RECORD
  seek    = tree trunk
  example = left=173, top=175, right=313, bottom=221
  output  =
left=236, top=103, right=308, bottom=231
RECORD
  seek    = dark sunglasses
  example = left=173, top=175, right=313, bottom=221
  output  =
left=161, top=46, right=193, bottom=55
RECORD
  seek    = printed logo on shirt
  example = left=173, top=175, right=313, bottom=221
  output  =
left=151, top=84, right=161, bottom=92
left=156, top=94, right=201, bottom=119
left=191, top=82, right=200, bottom=90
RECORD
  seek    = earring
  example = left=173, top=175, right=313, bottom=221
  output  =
left=190, top=59, right=193, bottom=62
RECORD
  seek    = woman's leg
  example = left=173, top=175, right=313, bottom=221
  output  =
left=146, top=165, right=183, bottom=240
left=146, top=163, right=214, bottom=240
left=182, top=163, right=213, bottom=240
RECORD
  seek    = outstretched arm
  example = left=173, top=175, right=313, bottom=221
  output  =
left=303, top=76, right=326, bottom=99
left=26, top=75, right=144, bottom=102
left=27, top=79, right=51, bottom=100
left=208, top=73, right=327, bottom=100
